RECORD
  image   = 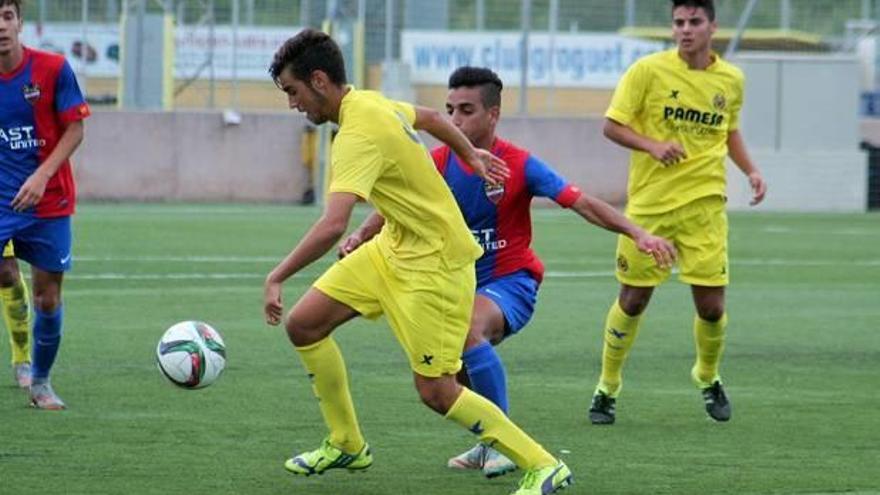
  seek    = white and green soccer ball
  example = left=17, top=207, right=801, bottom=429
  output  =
left=156, top=321, right=227, bottom=389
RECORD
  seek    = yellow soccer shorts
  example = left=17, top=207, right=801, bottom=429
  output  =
left=615, top=195, right=729, bottom=287
left=313, top=239, right=475, bottom=377
left=2, top=240, right=14, bottom=258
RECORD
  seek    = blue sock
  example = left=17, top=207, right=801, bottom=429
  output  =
left=31, top=306, right=63, bottom=380
left=463, top=341, right=509, bottom=414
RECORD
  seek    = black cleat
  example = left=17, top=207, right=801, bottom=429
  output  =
left=589, top=391, right=616, bottom=425
left=701, top=381, right=731, bottom=422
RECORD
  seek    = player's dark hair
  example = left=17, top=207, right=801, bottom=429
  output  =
left=671, top=0, right=715, bottom=22
left=269, top=28, right=347, bottom=87
left=448, top=66, right=503, bottom=109
left=0, top=0, right=22, bottom=17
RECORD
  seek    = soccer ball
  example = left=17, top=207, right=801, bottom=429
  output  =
left=156, top=321, right=227, bottom=389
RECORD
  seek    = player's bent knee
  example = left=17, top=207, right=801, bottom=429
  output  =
left=414, top=375, right=459, bottom=415
left=0, top=267, right=19, bottom=286
left=618, top=286, right=653, bottom=316
left=466, top=320, right=504, bottom=349
left=696, top=306, right=725, bottom=322
left=32, top=294, right=61, bottom=314
left=619, top=296, right=648, bottom=316
left=285, top=313, right=330, bottom=347
left=464, top=329, right=486, bottom=350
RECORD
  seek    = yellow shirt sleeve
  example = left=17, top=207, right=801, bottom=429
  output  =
left=389, top=100, right=416, bottom=125
left=727, top=74, right=745, bottom=131
left=329, top=132, right=384, bottom=200
left=605, top=61, right=651, bottom=126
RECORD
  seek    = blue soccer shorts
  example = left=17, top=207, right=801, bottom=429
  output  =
left=477, top=270, right=540, bottom=338
left=0, top=215, right=72, bottom=272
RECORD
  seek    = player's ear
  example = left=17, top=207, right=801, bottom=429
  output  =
left=488, top=105, right=501, bottom=126
left=310, top=70, right=327, bottom=92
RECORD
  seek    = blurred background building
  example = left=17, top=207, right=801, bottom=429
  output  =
left=23, top=0, right=880, bottom=114
left=18, top=0, right=880, bottom=210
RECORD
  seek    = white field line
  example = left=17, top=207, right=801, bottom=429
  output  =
left=760, top=225, right=880, bottom=236
left=71, top=255, right=880, bottom=267
left=50, top=255, right=880, bottom=284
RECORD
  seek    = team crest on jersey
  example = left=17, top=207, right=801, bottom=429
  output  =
left=484, top=182, right=505, bottom=204
left=712, top=93, right=726, bottom=111
left=22, top=83, right=42, bottom=104
left=617, top=255, right=629, bottom=273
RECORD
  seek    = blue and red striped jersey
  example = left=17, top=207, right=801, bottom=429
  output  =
left=0, top=46, right=90, bottom=218
left=432, top=138, right=581, bottom=286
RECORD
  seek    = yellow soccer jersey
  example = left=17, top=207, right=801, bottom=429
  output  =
left=329, top=89, right=483, bottom=270
left=606, top=48, right=745, bottom=215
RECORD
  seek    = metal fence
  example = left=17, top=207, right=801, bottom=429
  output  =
left=20, top=0, right=880, bottom=113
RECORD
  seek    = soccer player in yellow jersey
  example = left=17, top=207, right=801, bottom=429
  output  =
left=262, top=29, right=572, bottom=495
left=588, top=0, right=767, bottom=425
left=1, top=243, right=32, bottom=388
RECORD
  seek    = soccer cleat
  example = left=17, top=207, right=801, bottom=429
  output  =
left=29, top=382, right=65, bottom=410
left=448, top=443, right=486, bottom=471
left=700, top=380, right=731, bottom=422
left=13, top=362, right=32, bottom=388
left=284, top=437, right=373, bottom=476
left=588, top=390, right=616, bottom=425
left=482, top=446, right=517, bottom=478
left=510, top=460, right=573, bottom=495
left=448, top=443, right=516, bottom=478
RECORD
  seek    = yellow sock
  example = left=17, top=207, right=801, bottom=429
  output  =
left=692, top=313, right=728, bottom=388
left=295, top=337, right=365, bottom=453
left=445, top=387, right=555, bottom=470
left=0, top=276, right=31, bottom=365
left=597, top=300, right=643, bottom=397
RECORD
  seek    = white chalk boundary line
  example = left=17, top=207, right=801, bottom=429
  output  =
left=70, top=255, right=880, bottom=267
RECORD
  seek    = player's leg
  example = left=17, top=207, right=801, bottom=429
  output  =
left=590, top=216, right=670, bottom=425
left=678, top=196, right=731, bottom=422
left=0, top=247, right=32, bottom=388
left=690, top=286, right=730, bottom=422
left=691, top=285, right=727, bottom=384
left=414, top=375, right=571, bottom=494
left=28, top=267, right=65, bottom=410
left=448, top=296, right=507, bottom=472
left=283, top=245, right=383, bottom=476
left=449, top=272, right=537, bottom=476
left=390, top=263, right=571, bottom=493
left=12, top=216, right=73, bottom=410
left=589, top=284, right=654, bottom=425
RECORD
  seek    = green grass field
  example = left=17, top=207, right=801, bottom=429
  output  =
left=0, top=204, right=878, bottom=495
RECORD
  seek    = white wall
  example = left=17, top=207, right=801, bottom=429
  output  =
left=75, top=110, right=311, bottom=202
left=729, top=53, right=867, bottom=212
left=73, top=106, right=869, bottom=212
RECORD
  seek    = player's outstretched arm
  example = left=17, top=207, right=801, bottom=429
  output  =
left=338, top=211, right=385, bottom=259
left=12, top=121, right=84, bottom=212
left=412, top=106, right=509, bottom=184
left=264, top=192, right=358, bottom=325
left=603, top=118, right=686, bottom=167
left=728, top=130, right=767, bottom=206
left=570, top=194, right=676, bottom=268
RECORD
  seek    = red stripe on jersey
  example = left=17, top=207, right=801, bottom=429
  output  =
left=555, top=184, right=582, bottom=208
left=58, top=103, right=91, bottom=124
left=28, top=48, right=78, bottom=218
left=490, top=139, right=545, bottom=283
left=431, top=146, right=450, bottom=175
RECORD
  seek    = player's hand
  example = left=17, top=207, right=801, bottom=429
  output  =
left=11, top=171, right=50, bottom=212
left=469, top=148, right=509, bottom=185
left=747, top=171, right=767, bottom=206
left=337, top=233, right=364, bottom=259
left=649, top=142, right=687, bottom=167
left=263, top=278, right=284, bottom=326
left=635, top=233, right=677, bottom=269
